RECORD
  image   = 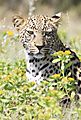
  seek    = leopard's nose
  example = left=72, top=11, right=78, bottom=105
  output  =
left=35, top=45, right=44, bottom=50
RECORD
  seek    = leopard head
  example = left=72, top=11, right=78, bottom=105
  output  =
left=12, top=13, right=62, bottom=58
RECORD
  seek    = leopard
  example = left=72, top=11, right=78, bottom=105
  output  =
left=12, top=13, right=81, bottom=102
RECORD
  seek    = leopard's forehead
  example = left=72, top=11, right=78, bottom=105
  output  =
left=26, top=15, right=54, bottom=30
left=13, top=13, right=61, bottom=32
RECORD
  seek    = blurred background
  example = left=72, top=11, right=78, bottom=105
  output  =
left=0, top=0, right=81, bottom=62
left=0, top=0, right=81, bottom=17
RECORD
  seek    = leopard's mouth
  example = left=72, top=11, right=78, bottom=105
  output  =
left=33, top=52, right=45, bottom=58
left=33, top=48, right=50, bottom=58
left=28, top=47, right=51, bottom=58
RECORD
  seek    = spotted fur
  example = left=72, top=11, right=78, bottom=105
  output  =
left=12, top=13, right=81, bottom=99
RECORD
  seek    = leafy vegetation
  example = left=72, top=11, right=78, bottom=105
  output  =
left=0, top=30, right=81, bottom=120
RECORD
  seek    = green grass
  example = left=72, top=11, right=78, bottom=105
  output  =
left=0, top=59, right=81, bottom=120
left=0, top=30, right=81, bottom=120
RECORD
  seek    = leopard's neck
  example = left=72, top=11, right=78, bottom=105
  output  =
left=25, top=52, right=60, bottom=83
left=52, top=34, right=66, bottom=52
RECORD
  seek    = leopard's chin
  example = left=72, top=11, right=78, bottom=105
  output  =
left=33, top=53, right=45, bottom=59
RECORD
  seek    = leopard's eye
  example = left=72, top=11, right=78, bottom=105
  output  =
left=27, top=31, right=34, bottom=34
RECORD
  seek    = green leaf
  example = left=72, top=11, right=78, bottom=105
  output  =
left=52, top=58, right=61, bottom=63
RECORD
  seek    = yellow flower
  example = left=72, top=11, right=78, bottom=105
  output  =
left=13, top=68, right=22, bottom=75
left=79, top=57, right=81, bottom=62
left=7, top=31, right=14, bottom=36
left=64, top=50, right=71, bottom=55
left=62, top=77, right=74, bottom=83
left=51, top=74, right=60, bottom=79
left=57, top=51, right=64, bottom=56
left=21, top=85, right=28, bottom=91
left=53, top=51, right=64, bottom=56
left=22, top=75, right=26, bottom=80
left=44, top=96, right=52, bottom=101
left=4, top=74, right=12, bottom=81
left=0, top=90, right=4, bottom=95
left=4, top=76, right=9, bottom=81
left=30, top=81, right=36, bottom=86
left=68, top=77, right=74, bottom=81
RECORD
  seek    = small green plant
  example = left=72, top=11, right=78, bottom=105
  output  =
left=0, top=59, right=81, bottom=119
left=50, top=50, right=76, bottom=101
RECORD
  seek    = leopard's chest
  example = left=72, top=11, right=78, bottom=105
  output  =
left=25, top=53, right=60, bottom=84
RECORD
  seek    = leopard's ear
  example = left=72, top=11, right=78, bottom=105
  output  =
left=12, top=15, right=26, bottom=31
left=51, top=12, right=62, bottom=23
